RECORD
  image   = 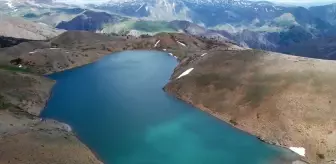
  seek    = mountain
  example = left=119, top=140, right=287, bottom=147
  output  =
left=309, top=3, right=336, bottom=25
left=84, top=0, right=336, bottom=53
left=91, top=0, right=333, bottom=29
left=0, top=15, right=64, bottom=40
left=56, top=10, right=127, bottom=31
left=100, top=20, right=198, bottom=36
left=2, top=0, right=336, bottom=58
left=279, top=37, right=336, bottom=60
left=0, top=0, right=84, bottom=26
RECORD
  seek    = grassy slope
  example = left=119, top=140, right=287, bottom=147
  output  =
left=0, top=65, right=31, bottom=73
left=102, top=20, right=177, bottom=35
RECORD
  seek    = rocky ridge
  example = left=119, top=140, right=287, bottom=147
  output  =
left=0, top=15, right=64, bottom=40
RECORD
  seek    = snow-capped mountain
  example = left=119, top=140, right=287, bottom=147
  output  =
left=1, top=0, right=336, bottom=59
left=89, top=0, right=331, bottom=30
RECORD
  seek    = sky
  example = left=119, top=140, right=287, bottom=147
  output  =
left=56, top=0, right=335, bottom=6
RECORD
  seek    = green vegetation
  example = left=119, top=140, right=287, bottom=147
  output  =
left=0, top=65, right=31, bottom=73
left=209, top=23, right=283, bottom=33
left=102, top=20, right=136, bottom=34
left=23, top=13, right=39, bottom=18
left=273, top=13, right=298, bottom=27
left=133, top=21, right=175, bottom=32
left=102, top=20, right=177, bottom=35
left=229, top=119, right=238, bottom=126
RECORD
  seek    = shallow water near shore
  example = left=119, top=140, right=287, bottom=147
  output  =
left=41, top=50, right=299, bottom=164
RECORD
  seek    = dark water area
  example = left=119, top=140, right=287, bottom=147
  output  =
left=41, top=50, right=298, bottom=164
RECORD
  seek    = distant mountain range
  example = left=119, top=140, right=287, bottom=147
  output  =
left=1, top=0, right=336, bottom=59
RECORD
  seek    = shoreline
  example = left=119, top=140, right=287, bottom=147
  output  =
left=40, top=50, right=305, bottom=164
left=39, top=78, right=105, bottom=163
left=163, top=89, right=309, bottom=164
left=5, top=31, right=332, bottom=163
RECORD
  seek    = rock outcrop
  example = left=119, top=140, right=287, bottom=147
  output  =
left=0, top=69, right=102, bottom=164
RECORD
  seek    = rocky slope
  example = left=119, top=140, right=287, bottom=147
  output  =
left=0, top=69, right=102, bottom=164
left=164, top=50, right=336, bottom=164
left=0, top=15, right=64, bottom=40
left=56, top=10, right=127, bottom=31
left=279, top=37, right=336, bottom=60
left=0, top=36, right=31, bottom=48
left=0, top=31, right=239, bottom=74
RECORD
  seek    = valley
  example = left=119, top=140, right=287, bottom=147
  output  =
left=0, top=0, right=336, bottom=164
left=0, top=30, right=335, bottom=164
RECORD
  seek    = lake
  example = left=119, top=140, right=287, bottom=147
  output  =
left=41, top=50, right=298, bottom=164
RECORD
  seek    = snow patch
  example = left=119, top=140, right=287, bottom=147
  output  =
left=154, top=40, right=160, bottom=47
left=38, top=22, right=48, bottom=26
left=177, top=68, right=194, bottom=79
left=62, top=124, right=72, bottom=132
left=50, top=48, right=60, bottom=50
left=289, top=147, right=305, bottom=157
left=29, top=51, right=36, bottom=54
left=135, top=3, right=145, bottom=12
left=163, top=49, right=167, bottom=51
left=176, top=40, right=186, bottom=47
left=201, top=53, right=207, bottom=57
left=6, top=0, right=14, bottom=9
left=168, top=53, right=178, bottom=59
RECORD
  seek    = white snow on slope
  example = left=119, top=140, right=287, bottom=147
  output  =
left=176, top=40, right=186, bottom=47
left=6, top=0, right=15, bottom=9
left=177, top=68, right=194, bottom=79
left=135, top=3, right=145, bottom=12
left=154, top=40, right=160, bottom=47
left=289, top=147, right=305, bottom=157
left=201, top=53, right=207, bottom=57
left=168, top=52, right=178, bottom=59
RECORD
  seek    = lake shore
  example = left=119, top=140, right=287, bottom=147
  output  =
left=1, top=31, right=335, bottom=164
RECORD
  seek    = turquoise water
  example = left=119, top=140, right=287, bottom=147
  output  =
left=41, top=50, right=296, bottom=164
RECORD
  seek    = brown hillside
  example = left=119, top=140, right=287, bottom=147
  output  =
left=164, top=50, right=336, bottom=164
